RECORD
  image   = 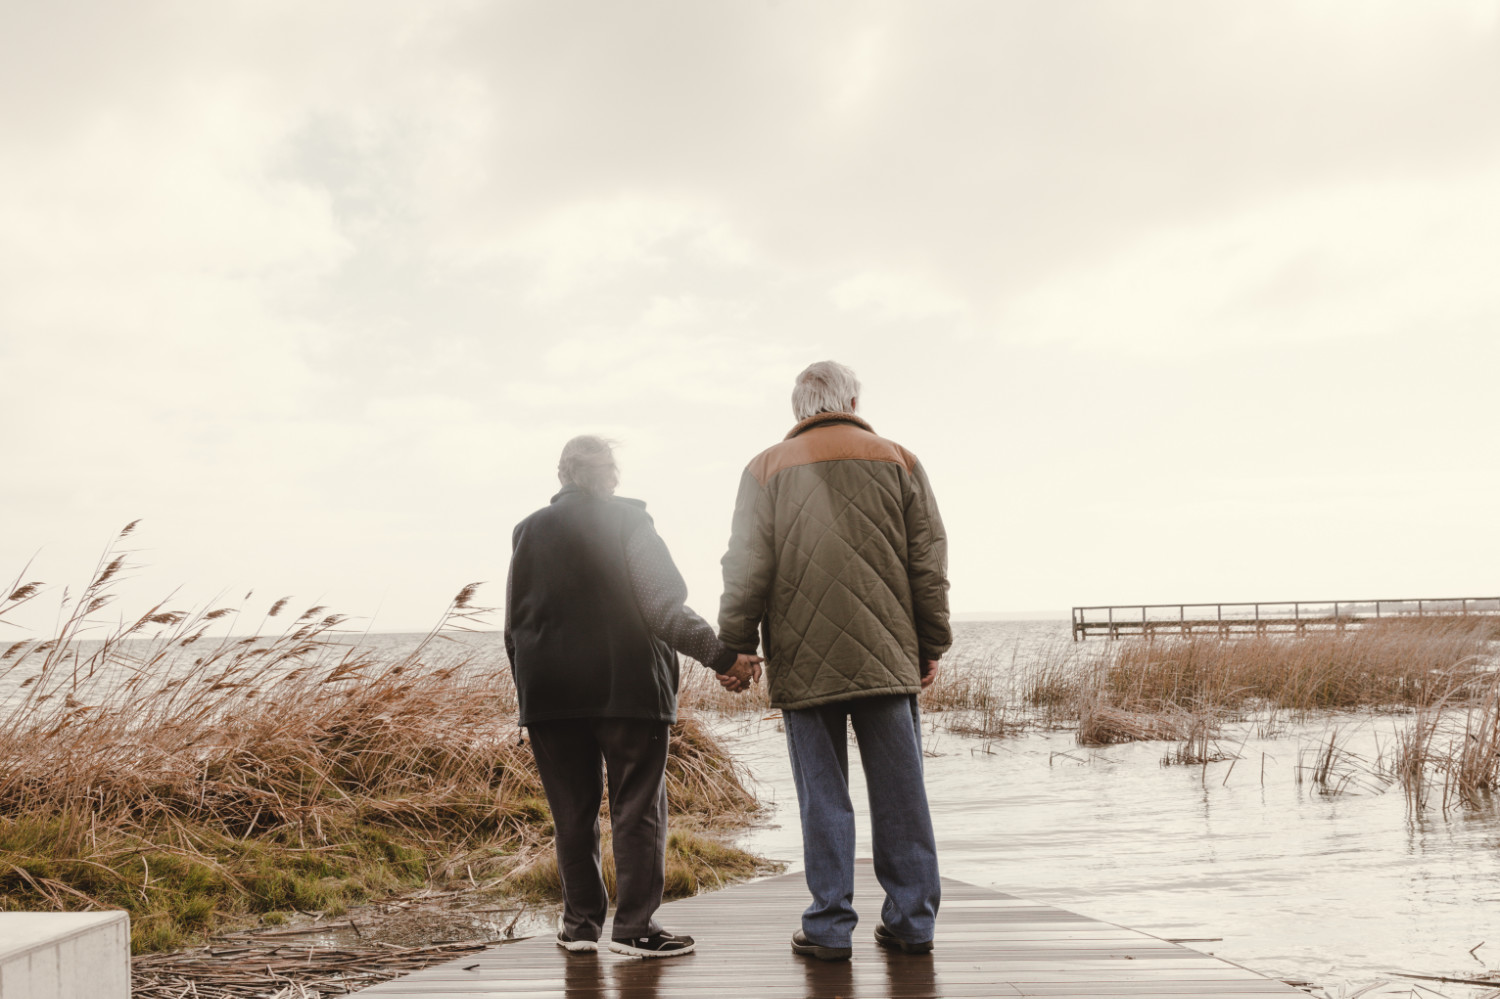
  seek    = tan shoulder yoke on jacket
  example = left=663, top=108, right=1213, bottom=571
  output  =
left=747, top=416, right=918, bottom=485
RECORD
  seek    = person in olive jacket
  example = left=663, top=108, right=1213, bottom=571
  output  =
left=506, top=435, right=761, bottom=959
left=718, top=361, right=952, bottom=962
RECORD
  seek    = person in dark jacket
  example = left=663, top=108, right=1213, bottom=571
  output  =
left=505, top=435, right=761, bottom=959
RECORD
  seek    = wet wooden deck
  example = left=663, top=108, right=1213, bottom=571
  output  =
left=358, top=860, right=1304, bottom=998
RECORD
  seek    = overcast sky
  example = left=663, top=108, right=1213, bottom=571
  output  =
left=2, top=1, right=1498, bottom=634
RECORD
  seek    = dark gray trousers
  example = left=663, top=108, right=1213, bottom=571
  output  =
left=527, top=717, right=670, bottom=941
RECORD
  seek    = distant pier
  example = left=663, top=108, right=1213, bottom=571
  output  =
left=1071, top=597, right=1500, bottom=641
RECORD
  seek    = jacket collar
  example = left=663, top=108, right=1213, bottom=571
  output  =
left=785, top=411, right=874, bottom=440
left=550, top=484, right=646, bottom=510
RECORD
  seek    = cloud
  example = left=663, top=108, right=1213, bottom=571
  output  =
left=997, top=165, right=1500, bottom=353
left=505, top=329, right=800, bottom=412
left=480, top=195, right=755, bottom=301
left=418, top=0, right=1500, bottom=312
left=830, top=270, right=968, bottom=322
left=3, top=0, right=1499, bottom=625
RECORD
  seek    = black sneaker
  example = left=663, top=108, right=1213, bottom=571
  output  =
left=608, top=930, right=696, bottom=958
left=555, top=915, right=598, bottom=953
left=790, top=929, right=852, bottom=961
left=874, top=921, right=933, bottom=955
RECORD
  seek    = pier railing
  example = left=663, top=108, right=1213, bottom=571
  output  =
left=1071, top=596, right=1500, bottom=641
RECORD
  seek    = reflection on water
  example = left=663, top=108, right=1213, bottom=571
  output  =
left=722, top=623, right=1500, bottom=990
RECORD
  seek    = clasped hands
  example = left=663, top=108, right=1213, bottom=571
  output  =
left=717, top=654, right=933, bottom=692
left=717, top=652, right=763, bottom=693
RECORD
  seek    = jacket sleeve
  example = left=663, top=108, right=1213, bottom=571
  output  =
left=904, top=459, right=952, bottom=661
left=625, top=522, right=737, bottom=672
left=718, top=467, right=775, bottom=653
left=504, top=562, right=515, bottom=665
left=503, top=526, right=519, bottom=679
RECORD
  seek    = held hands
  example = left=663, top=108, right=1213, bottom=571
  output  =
left=718, top=653, right=763, bottom=693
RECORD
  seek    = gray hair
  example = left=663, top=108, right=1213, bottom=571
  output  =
left=557, top=435, right=619, bottom=496
left=791, top=361, right=861, bottom=421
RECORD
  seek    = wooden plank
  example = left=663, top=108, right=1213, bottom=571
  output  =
left=355, top=861, right=1303, bottom=998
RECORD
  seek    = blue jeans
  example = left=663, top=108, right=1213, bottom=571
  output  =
left=782, top=693, right=940, bottom=948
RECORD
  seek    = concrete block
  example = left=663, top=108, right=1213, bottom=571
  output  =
left=0, top=912, right=129, bottom=999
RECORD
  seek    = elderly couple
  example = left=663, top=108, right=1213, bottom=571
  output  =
left=504, top=360, right=951, bottom=961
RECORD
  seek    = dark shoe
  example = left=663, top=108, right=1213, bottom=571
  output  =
left=791, top=929, right=852, bottom=961
left=609, top=930, right=696, bottom=958
left=556, top=930, right=598, bottom=953
left=874, top=921, right=933, bottom=955
left=555, top=915, right=598, bottom=953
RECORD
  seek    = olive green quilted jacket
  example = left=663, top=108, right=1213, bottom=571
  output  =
left=717, top=413, right=952, bottom=710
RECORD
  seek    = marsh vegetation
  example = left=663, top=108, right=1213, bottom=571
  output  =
left=0, top=524, right=772, bottom=970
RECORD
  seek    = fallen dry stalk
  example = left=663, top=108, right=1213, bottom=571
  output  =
left=130, top=937, right=496, bottom=998
left=1079, top=700, right=1194, bottom=747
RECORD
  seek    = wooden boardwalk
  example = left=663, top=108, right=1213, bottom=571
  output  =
left=358, top=861, right=1304, bottom=998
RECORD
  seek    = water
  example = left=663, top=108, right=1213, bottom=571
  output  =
left=721, top=621, right=1500, bottom=994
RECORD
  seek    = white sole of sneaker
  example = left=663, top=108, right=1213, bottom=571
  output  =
left=556, top=937, right=598, bottom=953
left=607, top=940, right=696, bottom=958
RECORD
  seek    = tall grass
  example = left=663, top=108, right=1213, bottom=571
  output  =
left=1095, top=622, right=1492, bottom=713
left=0, top=526, right=765, bottom=952
left=1005, top=621, right=1494, bottom=744
left=1392, top=668, right=1500, bottom=813
left=1451, top=672, right=1500, bottom=806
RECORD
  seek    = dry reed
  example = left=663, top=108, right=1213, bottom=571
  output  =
left=1392, top=667, right=1500, bottom=813
left=1077, top=697, right=1194, bottom=747
left=999, top=622, right=1496, bottom=750
left=1100, top=623, right=1493, bottom=713
left=1451, top=672, right=1500, bottom=806
left=0, top=525, right=766, bottom=953
left=1291, top=728, right=1392, bottom=795
left=1160, top=720, right=1236, bottom=766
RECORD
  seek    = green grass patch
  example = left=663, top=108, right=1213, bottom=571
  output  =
left=0, top=810, right=446, bottom=952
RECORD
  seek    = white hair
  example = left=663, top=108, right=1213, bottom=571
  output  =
left=791, top=361, right=861, bottom=421
left=557, top=435, right=619, bottom=496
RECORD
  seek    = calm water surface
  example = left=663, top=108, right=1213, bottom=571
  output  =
left=721, top=620, right=1500, bottom=993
